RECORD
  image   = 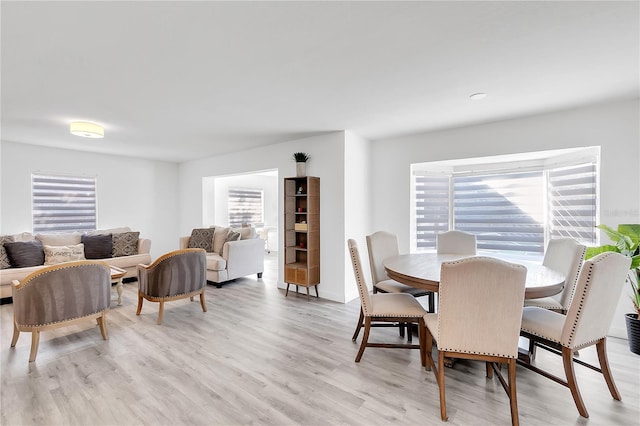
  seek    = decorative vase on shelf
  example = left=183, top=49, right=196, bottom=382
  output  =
left=296, top=162, right=306, bottom=177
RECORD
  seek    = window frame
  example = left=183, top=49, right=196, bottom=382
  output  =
left=411, top=147, right=600, bottom=256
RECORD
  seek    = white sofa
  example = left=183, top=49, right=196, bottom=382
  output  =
left=179, top=225, right=264, bottom=286
left=1, top=227, right=151, bottom=299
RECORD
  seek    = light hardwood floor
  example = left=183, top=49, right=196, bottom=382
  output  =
left=1, top=252, right=639, bottom=425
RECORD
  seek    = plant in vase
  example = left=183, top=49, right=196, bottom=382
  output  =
left=586, top=224, right=640, bottom=354
left=292, top=152, right=310, bottom=177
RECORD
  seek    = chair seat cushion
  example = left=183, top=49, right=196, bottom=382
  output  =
left=369, top=293, right=426, bottom=317
left=524, top=296, right=562, bottom=310
left=205, top=254, right=226, bottom=271
left=375, top=279, right=432, bottom=297
left=521, top=306, right=565, bottom=345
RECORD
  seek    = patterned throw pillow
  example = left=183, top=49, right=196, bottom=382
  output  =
left=43, top=243, right=86, bottom=265
left=112, top=232, right=140, bottom=257
left=0, top=235, right=15, bottom=269
left=220, top=230, right=241, bottom=255
left=81, top=234, right=113, bottom=259
left=188, top=228, right=215, bottom=252
left=4, top=240, right=45, bottom=268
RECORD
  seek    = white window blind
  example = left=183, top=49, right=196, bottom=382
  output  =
left=228, top=188, right=263, bottom=227
left=32, top=173, right=97, bottom=233
left=453, top=171, right=545, bottom=254
left=415, top=175, right=450, bottom=250
left=413, top=152, right=598, bottom=255
left=547, top=163, right=597, bottom=245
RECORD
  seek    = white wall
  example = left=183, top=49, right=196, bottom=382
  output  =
left=0, top=141, right=179, bottom=259
left=178, top=132, right=348, bottom=302
left=371, top=98, right=640, bottom=338
left=344, top=131, right=373, bottom=302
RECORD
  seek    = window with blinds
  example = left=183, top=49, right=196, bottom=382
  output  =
left=413, top=152, right=598, bottom=255
left=228, top=188, right=263, bottom=227
left=547, top=163, right=598, bottom=245
left=32, top=173, right=97, bottom=233
left=415, top=175, right=450, bottom=250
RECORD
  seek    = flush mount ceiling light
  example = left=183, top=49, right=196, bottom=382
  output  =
left=470, top=92, right=487, bottom=101
left=70, top=121, right=104, bottom=138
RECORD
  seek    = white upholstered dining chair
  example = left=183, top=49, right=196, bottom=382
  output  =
left=518, top=251, right=631, bottom=418
left=362, top=231, right=435, bottom=342
left=524, top=238, right=586, bottom=313
left=348, top=239, right=427, bottom=363
left=423, top=256, right=527, bottom=426
left=436, top=230, right=477, bottom=255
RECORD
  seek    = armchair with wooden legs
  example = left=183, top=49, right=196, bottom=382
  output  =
left=10, top=261, right=111, bottom=362
left=136, top=248, right=207, bottom=325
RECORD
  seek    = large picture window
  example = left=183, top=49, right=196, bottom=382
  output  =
left=412, top=148, right=599, bottom=256
left=32, top=173, right=97, bottom=233
left=228, top=188, right=263, bottom=227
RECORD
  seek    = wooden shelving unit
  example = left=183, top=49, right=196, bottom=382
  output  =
left=284, top=176, right=319, bottom=300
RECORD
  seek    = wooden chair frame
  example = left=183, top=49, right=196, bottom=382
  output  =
left=424, top=333, right=519, bottom=426
left=518, top=331, right=620, bottom=418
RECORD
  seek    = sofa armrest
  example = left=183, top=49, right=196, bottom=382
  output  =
left=179, top=236, right=190, bottom=250
left=223, top=238, right=265, bottom=280
left=138, top=238, right=152, bottom=254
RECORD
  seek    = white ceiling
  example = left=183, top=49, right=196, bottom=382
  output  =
left=2, top=1, right=638, bottom=163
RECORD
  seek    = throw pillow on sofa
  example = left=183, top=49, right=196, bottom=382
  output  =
left=212, top=227, right=229, bottom=254
left=188, top=228, right=215, bottom=252
left=112, top=231, right=140, bottom=257
left=81, top=234, right=113, bottom=259
left=35, top=231, right=82, bottom=246
left=4, top=240, right=45, bottom=268
left=220, top=230, right=241, bottom=254
left=0, top=235, right=15, bottom=269
left=43, top=243, right=86, bottom=265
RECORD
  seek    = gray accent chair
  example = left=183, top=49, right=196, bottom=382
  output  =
left=348, top=239, right=427, bottom=364
left=519, top=252, right=631, bottom=418
left=423, top=257, right=527, bottom=426
left=10, top=260, right=111, bottom=362
left=137, top=248, right=207, bottom=325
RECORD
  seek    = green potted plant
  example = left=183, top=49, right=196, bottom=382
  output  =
left=292, top=152, right=310, bottom=177
left=586, top=224, right=640, bottom=355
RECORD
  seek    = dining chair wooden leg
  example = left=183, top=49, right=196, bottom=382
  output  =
left=438, top=351, right=448, bottom=421
left=486, top=362, right=493, bottom=379
left=596, top=338, right=621, bottom=400
left=199, top=291, right=207, bottom=312
left=355, top=317, right=371, bottom=362
left=562, top=346, right=588, bottom=418
left=399, top=322, right=405, bottom=338
left=407, top=323, right=413, bottom=342
left=508, top=359, right=519, bottom=426
left=419, top=317, right=427, bottom=367
left=425, top=328, right=434, bottom=371
left=352, top=308, right=364, bottom=342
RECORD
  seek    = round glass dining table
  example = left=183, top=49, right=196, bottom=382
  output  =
left=383, top=253, right=565, bottom=299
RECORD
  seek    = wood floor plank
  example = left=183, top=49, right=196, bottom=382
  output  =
left=1, top=253, right=639, bottom=425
